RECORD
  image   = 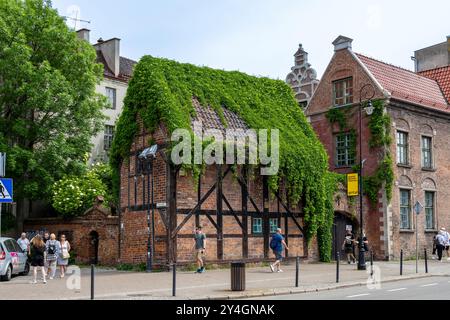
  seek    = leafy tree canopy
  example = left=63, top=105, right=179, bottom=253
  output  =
left=0, top=0, right=108, bottom=206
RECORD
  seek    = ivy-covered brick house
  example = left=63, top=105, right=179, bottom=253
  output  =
left=306, top=36, right=450, bottom=260
left=111, top=56, right=339, bottom=267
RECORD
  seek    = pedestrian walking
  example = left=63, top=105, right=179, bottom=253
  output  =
left=193, top=227, right=206, bottom=273
left=342, top=230, right=356, bottom=264
left=17, top=233, right=30, bottom=252
left=435, top=229, right=446, bottom=262
left=43, top=232, right=50, bottom=244
left=269, top=228, right=289, bottom=273
left=432, top=234, right=437, bottom=260
left=440, top=228, right=450, bottom=260
left=57, top=234, right=71, bottom=278
left=43, top=231, right=50, bottom=270
left=45, top=234, right=58, bottom=280
left=357, top=230, right=369, bottom=261
left=29, top=235, right=46, bottom=284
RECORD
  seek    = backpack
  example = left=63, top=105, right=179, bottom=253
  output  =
left=47, top=243, right=56, bottom=255
left=270, top=236, right=278, bottom=250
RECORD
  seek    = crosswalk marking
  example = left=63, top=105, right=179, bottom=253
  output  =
left=388, top=288, right=407, bottom=292
left=347, top=293, right=370, bottom=298
left=420, top=283, right=438, bottom=287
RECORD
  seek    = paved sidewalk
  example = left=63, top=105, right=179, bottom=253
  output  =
left=0, top=259, right=449, bottom=300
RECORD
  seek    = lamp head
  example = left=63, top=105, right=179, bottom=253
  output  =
left=364, top=100, right=374, bottom=116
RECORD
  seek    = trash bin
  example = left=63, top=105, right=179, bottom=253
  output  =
left=231, top=262, right=246, bottom=291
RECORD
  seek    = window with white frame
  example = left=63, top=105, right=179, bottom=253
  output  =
left=252, top=217, right=262, bottom=234
left=333, top=78, right=353, bottom=106
left=105, top=87, right=117, bottom=109
left=422, top=136, right=433, bottom=169
left=400, top=189, right=411, bottom=230
left=425, top=191, right=435, bottom=230
left=396, top=131, right=409, bottom=165
left=269, top=219, right=279, bottom=234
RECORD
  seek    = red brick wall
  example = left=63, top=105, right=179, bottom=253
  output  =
left=24, top=208, right=119, bottom=266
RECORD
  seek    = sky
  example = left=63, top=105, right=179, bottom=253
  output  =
left=52, top=0, right=450, bottom=80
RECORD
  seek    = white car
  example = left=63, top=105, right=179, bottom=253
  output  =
left=0, top=237, right=30, bottom=281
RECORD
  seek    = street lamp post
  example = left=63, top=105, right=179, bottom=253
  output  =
left=139, top=145, right=158, bottom=273
left=357, top=84, right=375, bottom=271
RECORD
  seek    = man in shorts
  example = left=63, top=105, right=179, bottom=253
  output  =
left=194, top=226, right=207, bottom=273
left=270, top=228, right=289, bottom=273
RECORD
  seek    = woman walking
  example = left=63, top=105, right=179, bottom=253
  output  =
left=29, top=235, right=46, bottom=284
left=45, top=234, right=59, bottom=280
left=57, top=234, right=71, bottom=278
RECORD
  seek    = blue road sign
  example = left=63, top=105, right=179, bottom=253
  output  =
left=0, top=178, right=13, bottom=203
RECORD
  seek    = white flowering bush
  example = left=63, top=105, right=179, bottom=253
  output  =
left=52, top=164, right=109, bottom=217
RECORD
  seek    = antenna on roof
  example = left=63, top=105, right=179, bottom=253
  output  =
left=62, top=5, right=91, bottom=31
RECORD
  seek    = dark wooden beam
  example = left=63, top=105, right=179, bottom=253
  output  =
left=217, top=164, right=224, bottom=260
left=242, top=166, right=249, bottom=258
left=275, top=192, right=304, bottom=235
left=167, top=164, right=178, bottom=263
left=222, top=194, right=244, bottom=231
left=263, top=175, right=270, bottom=259
left=196, top=174, right=201, bottom=228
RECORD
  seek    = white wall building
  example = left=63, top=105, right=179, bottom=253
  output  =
left=76, top=29, right=137, bottom=165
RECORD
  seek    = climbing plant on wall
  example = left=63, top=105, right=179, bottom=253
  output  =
left=110, top=55, right=336, bottom=256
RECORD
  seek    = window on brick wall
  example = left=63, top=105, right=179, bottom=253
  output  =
left=421, top=136, right=433, bottom=169
left=333, top=77, right=353, bottom=106
left=425, top=191, right=435, bottom=230
left=396, top=131, right=409, bottom=165
left=252, top=217, right=263, bottom=234
left=269, top=218, right=279, bottom=234
left=400, top=189, right=411, bottom=230
left=335, top=133, right=355, bottom=167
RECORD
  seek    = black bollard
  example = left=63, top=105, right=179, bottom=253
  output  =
left=424, top=248, right=428, bottom=274
left=172, top=263, right=176, bottom=297
left=90, top=264, right=95, bottom=300
left=400, top=249, right=403, bottom=276
left=295, top=256, right=300, bottom=287
left=336, top=252, right=340, bottom=283
left=370, top=251, right=374, bottom=277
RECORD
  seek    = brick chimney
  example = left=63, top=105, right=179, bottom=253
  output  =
left=332, top=35, right=353, bottom=52
left=94, top=37, right=121, bottom=77
left=76, top=28, right=90, bottom=42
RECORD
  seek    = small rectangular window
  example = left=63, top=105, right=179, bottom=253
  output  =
left=104, top=125, right=115, bottom=151
left=422, top=136, right=432, bottom=169
left=400, top=189, right=411, bottom=230
left=425, top=191, right=435, bottom=230
left=335, top=133, right=355, bottom=167
left=105, top=87, right=117, bottom=110
left=252, top=217, right=263, bottom=234
left=333, top=78, right=353, bottom=106
left=396, top=131, right=409, bottom=165
left=269, top=219, right=279, bottom=234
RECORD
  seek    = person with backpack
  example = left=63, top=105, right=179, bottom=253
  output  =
left=435, top=229, right=447, bottom=262
left=440, top=228, right=450, bottom=260
left=45, top=233, right=59, bottom=280
left=269, top=228, right=289, bottom=273
left=29, top=235, right=46, bottom=284
left=342, top=230, right=356, bottom=264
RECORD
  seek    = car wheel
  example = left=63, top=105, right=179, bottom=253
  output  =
left=1, top=265, right=12, bottom=282
left=21, top=263, right=30, bottom=276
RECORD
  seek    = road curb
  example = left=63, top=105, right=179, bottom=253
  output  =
left=194, top=273, right=449, bottom=300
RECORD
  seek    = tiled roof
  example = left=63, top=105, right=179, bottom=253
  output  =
left=419, top=65, right=450, bottom=104
left=355, top=53, right=449, bottom=112
left=191, top=98, right=249, bottom=138
left=96, top=51, right=137, bottom=82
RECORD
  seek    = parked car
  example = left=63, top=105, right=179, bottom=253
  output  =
left=0, top=237, right=30, bottom=281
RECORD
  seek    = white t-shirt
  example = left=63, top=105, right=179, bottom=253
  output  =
left=17, top=238, right=29, bottom=252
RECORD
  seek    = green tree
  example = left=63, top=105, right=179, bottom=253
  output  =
left=0, top=0, right=108, bottom=229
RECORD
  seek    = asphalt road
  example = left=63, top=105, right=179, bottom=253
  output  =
left=246, top=277, right=450, bottom=300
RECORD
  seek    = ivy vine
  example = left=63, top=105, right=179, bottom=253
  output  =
left=110, top=55, right=333, bottom=249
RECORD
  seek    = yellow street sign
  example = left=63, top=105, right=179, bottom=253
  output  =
left=347, top=173, right=359, bottom=197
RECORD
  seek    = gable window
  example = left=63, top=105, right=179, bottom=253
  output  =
left=425, top=191, right=435, bottom=230
left=335, top=133, right=355, bottom=167
left=400, top=189, right=411, bottom=230
left=104, top=125, right=115, bottom=151
left=421, top=136, right=433, bottom=169
left=106, top=87, right=117, bottom=109
left=252, top=217, right=263, bottom=234
left=396, top=131, right=409, bottom=165
left=333, top=78, right=353, bottom=106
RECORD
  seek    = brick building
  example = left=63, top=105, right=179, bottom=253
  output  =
left=306, top=36, right=450, bottom=260
left=113, top=56, right=333, bottom=267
